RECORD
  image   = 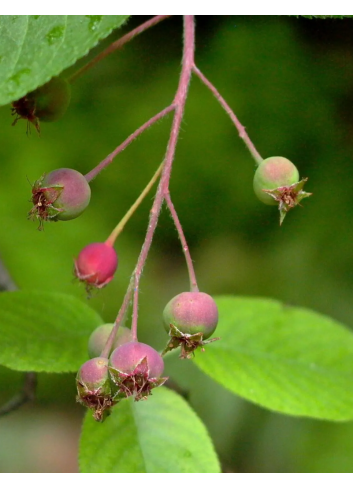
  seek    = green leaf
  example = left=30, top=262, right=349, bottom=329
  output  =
left=0, top=15, right=129, bottom=106
left=0, top=290, right=103, bottom=372
left=79, top=387, right=221, bottom=473
left=194, top=296, right=353, bottom=421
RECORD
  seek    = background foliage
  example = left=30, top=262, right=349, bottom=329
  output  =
left=1, top=15, right=353, bottom=472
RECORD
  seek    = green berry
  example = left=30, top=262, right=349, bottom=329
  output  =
left=11, top=77, right=71, bottom=133
left=88, top=324, right=133, bottom=358
left=253, top=156, right=299, bottom=205
left=31, top=77, right=71, bottom=122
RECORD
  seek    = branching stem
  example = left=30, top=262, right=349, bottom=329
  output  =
left=130, top=15, right=195, bottom=341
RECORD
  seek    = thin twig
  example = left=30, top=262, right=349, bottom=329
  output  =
left=69, top=15, right=171, bottom=84
left=192, top=65, right=263, bottom=165
left=165, top=191, right=198, bottom=292
left=84, top=104, right=175, bottom=182
left=0, top=373, right=37, bottom=416
left=106, top=161, right=164, bottom=247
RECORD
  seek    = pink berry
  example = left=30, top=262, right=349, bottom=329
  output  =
left=28, top=168, right=91, bottom=226
left=163, top=291, right=218, bottom=339
left=77, top=357, right=109, bottom=392
left=74, top=242, right=118, bottom=289
left=110, top=341, right=164, bottom=378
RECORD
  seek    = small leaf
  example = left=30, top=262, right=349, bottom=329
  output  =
left=0, top=15, right=129, bottom=106
left=194, top=296, right=353, bottom=421
left=79, top=387, right=221, bottom=473
left=0, top=290, right=103, bottom=372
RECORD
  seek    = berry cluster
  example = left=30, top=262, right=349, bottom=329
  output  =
left=77, top=324, right=167, bottom=421
left=19, top=16, right=312, bottom=423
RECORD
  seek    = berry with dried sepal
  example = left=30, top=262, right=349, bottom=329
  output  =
left=253, top=156, right=311, bottom=224
left=12, top=77, right=71, bottom=133
left=162, top=291, right=219, bottom=359
left=76, top=357, right=116, bottom=421
left=109, top=342, right=167, bottom=401
left=28, top=168, right=91, bottom=229
left=74, top=242, right=118, bottom=291
left=88, top=324, right=133, bottom=358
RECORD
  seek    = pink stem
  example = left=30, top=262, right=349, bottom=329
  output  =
left=192, top=65, right=263, bottom=165
left=165, top=191, right=198, bottom=292
left=69, top=15, right=171, bottom=84
left=130, top=15, right=195, bottom=342
left=100, top=281, right=134, bottom=358
left=84, top=104, right=175, bottom=182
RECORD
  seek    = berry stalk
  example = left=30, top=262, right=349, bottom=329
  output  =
left=165, top=191, right=199, bottom=292
left=101, top=280, right=134, bottom=357
left=105, top=161, right=165, bottom=247
left=69, top=15, right=171, bottom=84
left=192, top=65, right=263, bottom=165
left=84, top=104, right=175, bottom=182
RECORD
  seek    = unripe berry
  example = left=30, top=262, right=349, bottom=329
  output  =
left=253, top=156, right=299, bottom=205
left=88, top=324, right=133, bottom=358
left=74, top=242, right=118, bottom=289
left=31, top=77, right=71, bottom=122
left=77, top=357, right=109, bottom=393
left=29, top=168, right=91, bottom=227
left=163, top=291, right=218, bottom=340
left=110, top=342, right=164, bottom=378
left=12, top=76, right=71, bottom=133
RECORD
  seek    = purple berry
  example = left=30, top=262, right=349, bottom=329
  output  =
left=163, top=291, right=218, bottom=339
left=74, top=242, right=118, bottom=289
left=28, top=168, right=91, bottom=226
left=76, top=357, right=109, bottom=393
left=110, top=341, right=164, bottom=378
left=88, top=324, right=133, bottom=358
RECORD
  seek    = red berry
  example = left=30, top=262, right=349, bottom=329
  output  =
left=74, top=242, right=118, bottom=289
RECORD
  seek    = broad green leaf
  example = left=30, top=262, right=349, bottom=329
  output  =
left=0, top=290, right=103, bottom=372
left=194, top=296, right=353, bottom=421
left=79, top=387, right=221, bottom=473
left=0, top=15, right=129, bottom=106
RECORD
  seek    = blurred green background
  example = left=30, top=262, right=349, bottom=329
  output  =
left=1, top=15, right=353, bottom=472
